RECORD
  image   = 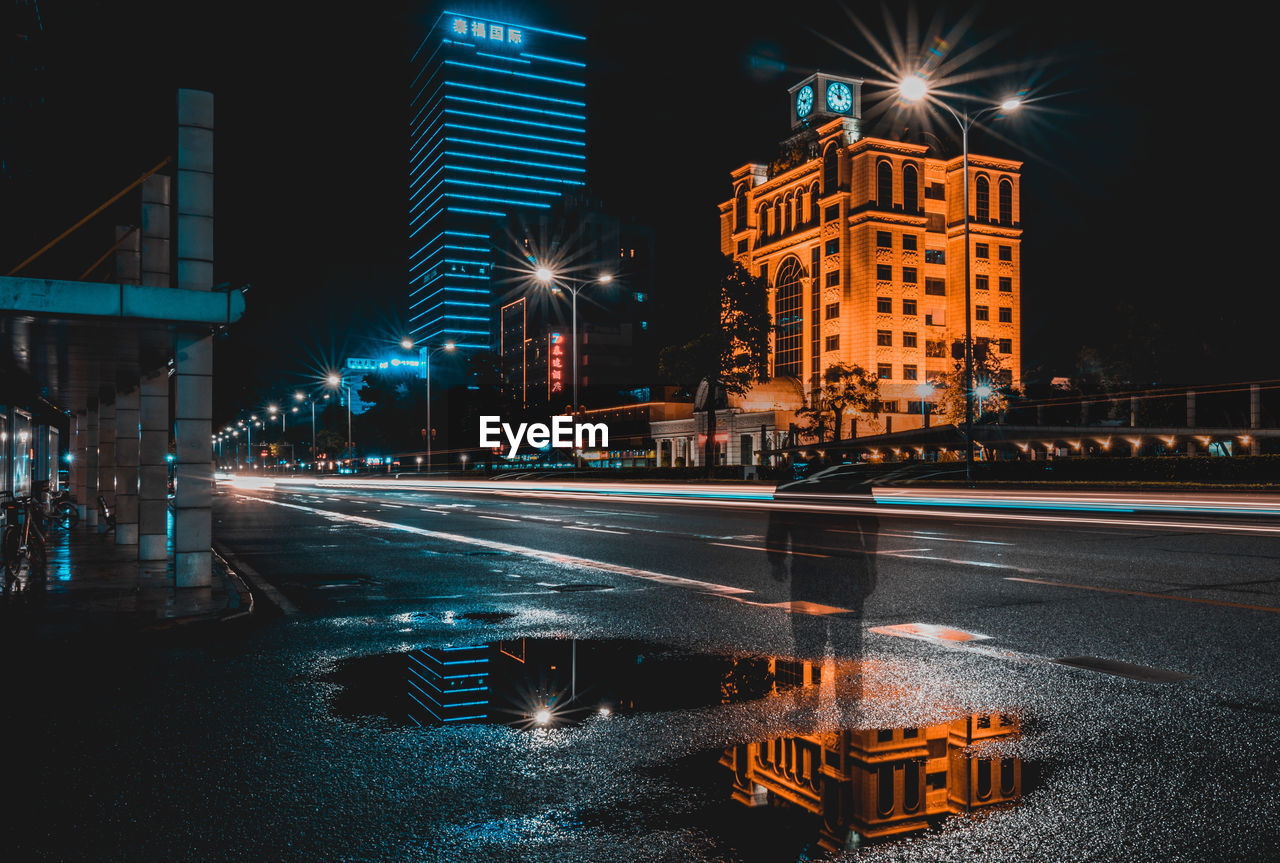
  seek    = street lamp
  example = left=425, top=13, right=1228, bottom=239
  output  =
left=326, top=373, right=353, bottom=469
left=533, top=267, right=615, bottom=415
left=425, top=342, right=456, bottom=473
left=898, top=75, right=1021, bottom=482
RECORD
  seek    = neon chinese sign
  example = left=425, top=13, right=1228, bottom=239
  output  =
left=448, top=16, right=524, bottom=48
left=548, top=332, right=565, bottom=395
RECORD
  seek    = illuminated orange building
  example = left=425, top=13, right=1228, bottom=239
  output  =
left=720, top=657, right=1024, bottom=851
left=719, top=72, right=1023, bottom=434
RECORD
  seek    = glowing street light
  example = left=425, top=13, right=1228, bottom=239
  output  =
left=425, top=342, right=456, bottom=473
left=400, top=337, right=414, bottom=350
left=896, top=72, right=1023, bottom=482
left=532, top=266, right=615, bottom=415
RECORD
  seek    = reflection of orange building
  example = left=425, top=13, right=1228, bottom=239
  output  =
left=719, top=72, right=1023, bottom=433
left=720, top=658, right=1024, bottom=851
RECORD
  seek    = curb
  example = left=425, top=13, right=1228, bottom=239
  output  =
left=212, top=543, right=300, bottom=617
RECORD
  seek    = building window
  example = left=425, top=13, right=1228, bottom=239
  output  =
left=925, top=278, right=946, bottom=296
left=810, top=184, right=821, bottom=222
left=736, top=239, right=748, bottom=254
left=999, top=244, right=1012, bottom=262
left=773, top=258, right=806, bottom=378
left=879, top=399, right=898, bottom=413
left=903, top=234, right=918, bottom=251
left=999, top=276, right=1012, bottom=292
left=633, top=292, right=647, bottom=302
left=825, top=334, right=840, bottom=352
left=999, top=178, right=1014, bottom=224
left=877, top=296, right=892, bottom=313
left=925, top=339, right=946, bottom=357
left=877, top=364, right=892, bottom=380
left=925, top=249, right=945, bottom=265
left=902, top=267, right=917, bottom=284
left=999, top=338, right=1012, bottom=354
left=825, top=239, right=840, bottom=255
left=877, top=231, right=892, bottom=248
left=999, top=306, right=1012, bottom=323
left=975, top=305, right=989, bottom=321
left=975, top=242, right=989, bottom=259
left=903, top=364, right=918, bottom=380
left=877, top=329, right=893, bottom=346
left=903, top=331, right=918, bottom=348
left=734, top=185, right=747, bottom=232
left=975, top=175, right=990, bottom=222
left=903, top=164, right=919, bottom=213
left=925, top=182, right=945, bottom=200
left=825, top=302, right=840, bottom=319
left=975, top=275, right=989, bottom=291
left=902, top=299, right=917, bottom=316
left=825, top=271, right=839, bottom=287
left=640, top=320, right=648, bottom=330
left=822, top=144, right=839, bottom=195
left=876, top=264, right=892, bottom=281
left=906, top=400, right=924, bottom=414
left=877, top=159, right=893, bottom=209
left=758, top=205, right=769, bottom=236
left=825, top=203, right=840, bottom=221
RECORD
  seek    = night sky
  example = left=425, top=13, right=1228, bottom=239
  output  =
left=6, top=1, right=1272, bottom=420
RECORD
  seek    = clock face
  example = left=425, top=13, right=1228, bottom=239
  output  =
left=796, top=85, right=814, bottom=118
left=826, top=81, right=853, bottom=114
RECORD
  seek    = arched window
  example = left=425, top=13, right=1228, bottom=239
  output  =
left=734, top=185, right=747, bottom=232
left=999, top=177, right=1014, bottom=225
left=822, top=144, right=838, bottom=195
left=773, top=257, right=807, bottom=378
left=758, top=204, right=769, bottom=237
left=876, top=764, right=895, bottom=816
left=773, top=200, right=782, bottom=236
left=795, top=187, right=805, bottom=226
left=783, top=193, right=793, bottom=234
left=975, top=175, right=990, bottom=222
left=977, top=758, right=993, bottom=800
left=877, top=160, right=894, bottom=210
left=1000, top=758, right=1017, bottom=796
left=810, top=183, right=821, bottom=221
left=902, top=164, right=919, bottom=214
left=905, top=761, right=922, bottom=812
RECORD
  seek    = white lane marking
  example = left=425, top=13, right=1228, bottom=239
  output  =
left=381, top=504, right=403, bottom=509
left=421, top=508, right=448, bottom=514
left=477, top=515, right=520, bottom=522
left=879, top=552, right=1033, bottom=572
left=249, top=497, right=754, bottom=597
left=583, top=510, right=659, bottom=518
left=709, top=541, right=828, bottom=559
left=871, top=530, right=1012, bottom=546
left=564, top=525, right=629, bottom=535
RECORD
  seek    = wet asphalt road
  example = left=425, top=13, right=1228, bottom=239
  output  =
left=5, top=479, right=1280, bottom=862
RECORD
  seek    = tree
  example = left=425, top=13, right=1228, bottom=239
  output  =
left=659, top=256, right=771, bottom=470
left=933, top=342, right=1015, bottom=426
left=819, top=363, right=880, bottom=441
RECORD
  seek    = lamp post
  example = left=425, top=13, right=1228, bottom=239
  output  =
left=423, top=342, right=456, bottom=473
left=533, top=267, right=613, bottom=416
left=898, top=75, right=1021, bottom=483
left=296, top=391, right=316, bottom=471
left=326, top=374, right=353, bottom=469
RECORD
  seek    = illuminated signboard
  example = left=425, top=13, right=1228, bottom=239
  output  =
left=548, top=332, right=565, bottom=395
left=448, top=16, right=524, bottom=48
left=346, top=357, right=423, bottom=372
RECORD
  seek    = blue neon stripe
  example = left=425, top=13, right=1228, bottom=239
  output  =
left=446, top=80, right=585, bottom=108
left=445, top=93, right=584, bottom=120
left=449, top=207, right=505, bottom=217
left=449, top=150, right=585, bottom=173
left=446, top=178, right=562, bottom=197
left=446, top=192, right=551, bottom=209
left=445, top=60, right=584, bottom=88
left=445, top=107, right=585, bottom=135
left=445, top=122, right=584, bottom=148
left=476, top=50, right=530, bottom=65
left=446, top=137, right=586, bottom=160
left=523, top=52, right=587, bottom=68
left=449, top=164, right=584, bottom=187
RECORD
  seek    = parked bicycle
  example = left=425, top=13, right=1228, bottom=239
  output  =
left=35, top=481, right=78, bottom=531
left=2, top=493, right=49, bottom=597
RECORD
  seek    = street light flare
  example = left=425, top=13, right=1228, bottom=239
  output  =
left=899, top=74, right=928, bottom=102
left=534, top=266, right=554, bottom=284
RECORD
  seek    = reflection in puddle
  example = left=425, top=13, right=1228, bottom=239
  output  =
left=328, top=641, right=1031, bottom=855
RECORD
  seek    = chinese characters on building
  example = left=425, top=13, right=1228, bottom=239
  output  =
left=549, top=332, right=565, bottom=394
left=450, top=17, right=523, bottom=47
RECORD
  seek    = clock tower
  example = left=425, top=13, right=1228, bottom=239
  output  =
left=788, top=72, right=864, bottom=131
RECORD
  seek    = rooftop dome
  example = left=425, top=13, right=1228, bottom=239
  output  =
left=731, top=376, right=805, bottom=411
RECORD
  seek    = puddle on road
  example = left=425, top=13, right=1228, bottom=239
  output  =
left=325, top=640, right=1036, bottom=855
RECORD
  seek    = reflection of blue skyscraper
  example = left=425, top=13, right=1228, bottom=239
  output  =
left=408, top=12, right=587, bottom=350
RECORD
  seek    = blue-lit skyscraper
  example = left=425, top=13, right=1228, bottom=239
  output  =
left=408, top=11, right=587, bottom=350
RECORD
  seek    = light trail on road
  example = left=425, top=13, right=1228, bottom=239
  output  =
left=247, top=476, right=1280, bottom=536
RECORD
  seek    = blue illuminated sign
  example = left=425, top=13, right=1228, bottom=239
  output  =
left=449, top=16, right=523, bottom=48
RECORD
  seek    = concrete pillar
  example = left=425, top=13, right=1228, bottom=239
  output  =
left=114, top=388, right=140, bottom=545
left=114, top=225, right=141, bottom=284
left=84, top=400, right=99, bottom=527
left=70, top=414, right=86, bottom=520
left=141, top=174, right=171, bottom=288
left=138, top=370, right=169, bottom=561
left=173, top=88, right=215, bottom=588
left=97, top=399, right=116, bottom=512
left=1186, top=391, right=1196, bottom=427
